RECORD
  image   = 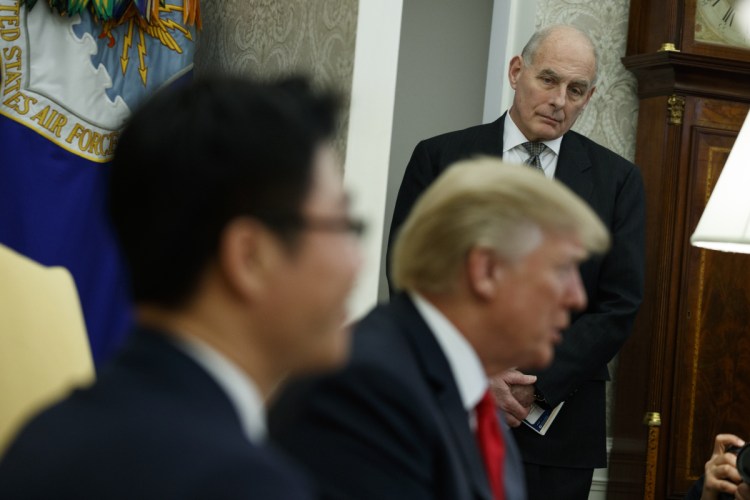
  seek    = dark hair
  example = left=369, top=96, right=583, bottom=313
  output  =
left=109, top=76, right=340, bottom=308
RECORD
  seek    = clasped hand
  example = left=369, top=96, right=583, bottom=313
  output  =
left=488, top=369, right=537, bottom=427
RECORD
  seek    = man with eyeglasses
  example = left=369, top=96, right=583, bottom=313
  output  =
left=0, top=77, right=362, bottom=499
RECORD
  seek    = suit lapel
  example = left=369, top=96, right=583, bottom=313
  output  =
left=391, top=295, right=492, bottom=500
left=120, top=327, right=249, bottom=435
left=554, top=132, right=594, bottom=204
left=473, top=116, right=505, bottom=158
left=435, top=381, right=493, bottom=500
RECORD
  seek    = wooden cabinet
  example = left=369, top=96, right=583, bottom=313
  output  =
left=607, top=1, right=750, bottom=499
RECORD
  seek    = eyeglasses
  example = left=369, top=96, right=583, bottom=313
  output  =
left=263, top=214, right=367, bottom=238
left=296, top=216, right=366, bottom=237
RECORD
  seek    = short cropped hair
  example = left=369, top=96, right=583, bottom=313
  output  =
left=391, top=157, right=610, bottom=293
left=521, top=25, right=599, bottom=85
left=109, top=76, right=340, bottom=308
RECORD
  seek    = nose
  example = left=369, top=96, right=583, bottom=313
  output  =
left=550, top=85, right=567, bottom=108
left=565, top=269, right=587, bottom=311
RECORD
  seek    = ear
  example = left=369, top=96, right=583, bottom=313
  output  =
left=217, top=218, right=280, bottom=301
left=466, top=247, right=503, bottom=301
left=508, top=55, right=524, bottom=90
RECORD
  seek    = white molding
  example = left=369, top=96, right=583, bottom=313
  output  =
left=483, top=0, right=509, bottom=123
left=484, top=0, right=538, bottom=122
left=343, top=0, right=403, bottom=321
left=588, top=437, right=614, bottom=499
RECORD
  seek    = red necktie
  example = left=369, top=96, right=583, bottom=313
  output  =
left=475, top=389, right=505, bottom=500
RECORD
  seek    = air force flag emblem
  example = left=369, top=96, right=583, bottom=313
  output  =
left=0, top=0, right=197, bottom=162
left=0, top=0, right=199, bottom=362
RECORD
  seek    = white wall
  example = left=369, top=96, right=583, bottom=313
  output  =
left=346, top=0, right=542, bottom=310
left=377, top=0, right=495, bottom=301
left=343, top=0, right=403, bottom=321
left=484, top=0, right=538, bottom=121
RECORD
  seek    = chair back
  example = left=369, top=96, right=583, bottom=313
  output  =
left=0, top=244, right=95, bottom=455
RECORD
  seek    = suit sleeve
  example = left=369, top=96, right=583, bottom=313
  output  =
left=191, top=454, right=315, bottom=500
left=535, top=163, right=646, bottom=406
left=270, top=366, right=441, bottom=500
left=386, top=141, right=439, bottom=292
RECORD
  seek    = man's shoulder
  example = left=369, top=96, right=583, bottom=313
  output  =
left=354, top=297, right=415, bottom=342
left=0, top=383, right=310, bottom=499
left=351, top=295, right=428, bottom=366
left=423, top=119, right=499, bottom=142
left=1, top=341, right=248, bottom=458
left=1, top=422, right=310, bottom=499
left=419, top=119, right=502, bottom=152
left=3, top=368, right=236, bottom=452
left=563, top=129, right=637, bottom=169
left=278, top=296, right=437, bottom=408
left=188, top=442, right=313, bottom=498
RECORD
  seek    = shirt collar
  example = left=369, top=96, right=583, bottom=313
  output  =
left=502, top=111, right=563, bottom=156
left=173, top=335, right=267, bottom=444
left=410, top=292, right=487, bottom=412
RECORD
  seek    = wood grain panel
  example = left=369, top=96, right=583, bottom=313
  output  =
left=610, top=94, right=750, bottom=500
left=613, top=1, right=750, bottom=498
left=668, top=112, right=750, bottom=495
left=626, top=0, right=681, bottom=56
left=608, top=94, right=681, bottom=500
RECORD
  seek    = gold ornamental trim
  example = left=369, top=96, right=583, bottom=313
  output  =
left=658, top=42, right=680, bottom=52
left=643, top=411, right=662, bottom=427
left=667, top=95, right=686, bottom=125
left=643, top=418, right=661, bottom=500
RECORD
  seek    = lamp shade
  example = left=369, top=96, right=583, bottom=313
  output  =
left=690, top=110, right=750, bottom=253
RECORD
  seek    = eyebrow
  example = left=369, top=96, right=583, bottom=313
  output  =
left=538, top=68, right=560, bottom=80
left=569, top=79, right=591, bottom=90
left=537, top=68, right=591, bottom=89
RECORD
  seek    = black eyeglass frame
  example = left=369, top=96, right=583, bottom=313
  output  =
left=259, top=214, right=367, bottom=238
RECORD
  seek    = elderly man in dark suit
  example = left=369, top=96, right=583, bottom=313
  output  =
left=271, top=158, right=610, bottom=500
left=0, top=77, right=362, bottom=499
left=387, top=24, right=645, bottom=500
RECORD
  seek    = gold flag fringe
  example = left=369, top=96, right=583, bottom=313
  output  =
left=20, top=0, right=201, bottom=30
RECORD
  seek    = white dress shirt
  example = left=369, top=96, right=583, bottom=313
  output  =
left=502, top=112, right=562, bottom=179
left=410, top=292, right=487, bottom=426
left=173, top=335, right=267, bottom=444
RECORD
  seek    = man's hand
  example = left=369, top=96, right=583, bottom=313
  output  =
left=736, top=482, right=750, bottom=500
left=702, top=433, right=745, bottom=500
left=489, top=369, right=537, bottom=427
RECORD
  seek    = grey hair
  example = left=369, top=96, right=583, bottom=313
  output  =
left=521, top=25, right=599, bottom=85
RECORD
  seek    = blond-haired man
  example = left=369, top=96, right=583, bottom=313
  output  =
left=271, top=158, right=608, bottom=500
left=388, top=24, right=645, bottom=499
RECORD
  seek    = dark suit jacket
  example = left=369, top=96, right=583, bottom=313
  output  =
left=270, top=294, right=526, bottom=500
left=388, top=116, right=645, bottom=468
left=0, top=327, right=312, bottom=499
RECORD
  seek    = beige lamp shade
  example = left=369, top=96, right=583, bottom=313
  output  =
left=690, top=110, right=750, bottom=253
left=0, top=244, right=95, bottom=455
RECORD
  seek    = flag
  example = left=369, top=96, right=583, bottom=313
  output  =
left=0, top=0, right=199, bottom=364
